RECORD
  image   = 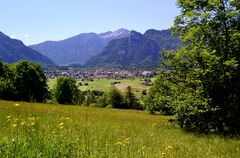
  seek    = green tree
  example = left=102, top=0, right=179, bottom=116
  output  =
left=53, top=77, right=82, bottom=105
left=174, top=0, right=240, bottom=135
left=0, top=62, right=17, bottom=100
left=0, top=59, right=3, bottom=76
left=13, top=61, right=48, bottom=102
left=124, top=86, right=140, bottom=109
left=107, top=87, right=125, bottom=109
left=147, top=0, right=240, bottom=135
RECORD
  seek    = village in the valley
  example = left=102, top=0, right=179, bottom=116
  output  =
left=45, top=68, right=155, bottom=80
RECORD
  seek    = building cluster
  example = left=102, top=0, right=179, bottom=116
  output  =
left=45, top=69, right=139, bottom=79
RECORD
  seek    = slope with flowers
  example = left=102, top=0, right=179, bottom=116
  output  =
left=0, top=100, right=239, bottom=157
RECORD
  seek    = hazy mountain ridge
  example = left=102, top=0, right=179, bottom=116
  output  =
left=0, top=31, right=55, bottom=66
left=30, top=29, right=131, bottom=65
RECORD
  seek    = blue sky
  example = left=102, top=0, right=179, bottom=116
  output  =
left=0, top=0, right=179, bottom=45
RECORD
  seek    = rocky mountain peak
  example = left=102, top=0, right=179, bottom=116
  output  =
left=99, top=28, right=130, bottom=41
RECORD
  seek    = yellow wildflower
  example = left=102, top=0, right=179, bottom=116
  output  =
left=28, top=117, right=36, bottom=121
left=116, top=141, right=123, bottom=145
left=12, top=124, right=17, bottom=128
left=59, top=122, right=64, bottom=126
left=168, top=145, right=173, bottom=149
left=27, top=117, right=36, bottom=126
left=15, top=103, right=20, bottom=107
left=161, top=152, right=166, bottom=156
left=30, top=122, right=35, bottom=126
left=21, top=121, right=26, bottom=126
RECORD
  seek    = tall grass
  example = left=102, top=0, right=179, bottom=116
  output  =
left=0, top=100, right=240, bottom=157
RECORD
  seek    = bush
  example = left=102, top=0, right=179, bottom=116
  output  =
left=97, top=94, right=108, bottom=108
left=84, top=91, right=96, bottom=106
left=92, top=90, right=104, bottom=96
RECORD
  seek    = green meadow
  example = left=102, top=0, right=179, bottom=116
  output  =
left=48, top=78, right=150, bottom=97
left=0, top=100, right=240, bottom=157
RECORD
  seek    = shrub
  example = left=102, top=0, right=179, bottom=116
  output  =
left=84, top=91, right=96, bottom=106
left=97, top=94, right=108, bottom=108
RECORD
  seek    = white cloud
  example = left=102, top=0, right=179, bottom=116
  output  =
left=24, top=34, right=29, bottom=37
left=10, top=35, right=16, bottom=39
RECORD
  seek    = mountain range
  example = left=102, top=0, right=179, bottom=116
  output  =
left=30, top=29, right=130, bottom=65
left=85, top=29, right=182, bottom=68
left=0, top=28, right=181, bottom=69
left=30, top=28, right=181, bottom=68
left=0, top=31, right=55, bottom=66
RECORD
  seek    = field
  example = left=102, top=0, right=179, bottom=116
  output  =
left=0, top=100, right=240, bottom=157
left=48, top=78, right=150, bottom=97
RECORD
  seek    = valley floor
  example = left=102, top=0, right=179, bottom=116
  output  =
left=0, top=100, right=239, bottom=157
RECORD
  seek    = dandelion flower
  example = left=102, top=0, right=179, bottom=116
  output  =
left=116, top=141, right=123, bottom=145
left=168, top=145, right=173, bottom=149
left=161, top=152, right=166, bottom=156
left=59, top=122, right=64, bottom=126
left=21, top=121, right=26, bottom=125
left=28, top=117, right=36, bottom=121
left=30, top=122, right=35, bottom=126
left=12, top=124, right=17, bottom=128
left=15, top=103, right=20, bottom=107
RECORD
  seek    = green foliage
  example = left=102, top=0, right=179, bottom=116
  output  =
left=0, top=62, right=15, bottom=100
left=70, top=89, right=85, bottom=105
left=53, top=77, right=83, bottom=105
left=124, top=86, right=141, bottom=109
left=147, top=0, right=240, bottom=135
left=84, top=91, right=96, bottom=106
left=0, top=61, right=48, bottom=102
left=107, top=87, right=126, bottom=109
left=0, top=78, right=15, bottom=100
left=96, top=93, right=108, bottom=107
left=13, top=61, right=48, bottom=102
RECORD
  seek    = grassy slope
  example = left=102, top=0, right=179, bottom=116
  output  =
left=0, top=100, right=240, bottom=157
